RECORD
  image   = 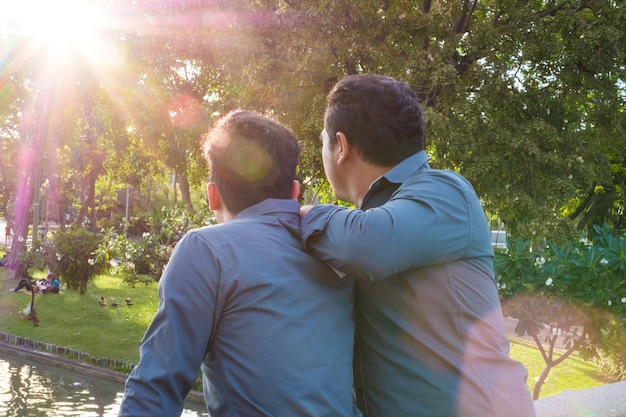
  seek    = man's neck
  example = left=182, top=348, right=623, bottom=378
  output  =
left=351, top=164, right=394, bottom=206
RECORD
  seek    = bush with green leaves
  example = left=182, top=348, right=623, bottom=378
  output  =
left=596, top=338, right=626, bottom=382
left=48, top=228, right=109, bottom=294
left=96, top=205, right=215, bottom=285
left=495, top=224, right=626, bottom=398
left=97, top=230, right=172, bottom=285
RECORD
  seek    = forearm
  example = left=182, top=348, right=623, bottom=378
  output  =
left=302, top=199, right=468, bottom=281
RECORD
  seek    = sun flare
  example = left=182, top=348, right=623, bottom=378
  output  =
left=3, top=0, right=113, bottom=64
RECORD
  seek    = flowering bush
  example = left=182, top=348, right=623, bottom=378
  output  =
left=49, top=228, right=109, bottom=294
left=495, top=223, right=626, bottom=398
left=97, top=230, right=173, bottom=285
left=96, top=206, right=215, bottom=285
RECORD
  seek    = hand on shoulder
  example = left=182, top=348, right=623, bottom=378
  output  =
left=300, top=205, right=314, bottom=217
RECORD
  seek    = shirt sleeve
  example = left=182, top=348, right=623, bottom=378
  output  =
left=301, top=174, right=476, bottom=282
left=119, top=231, right=221, bottom=416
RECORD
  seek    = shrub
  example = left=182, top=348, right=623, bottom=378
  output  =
left=97, top=231, right=172, bottom=286
left=50, top=228, right=108, bottom=294
left=495, top=223, right=626, bottom=398
left=596, top=337, right=626, bottom=381
left=96, top=205, right=215, bottom=285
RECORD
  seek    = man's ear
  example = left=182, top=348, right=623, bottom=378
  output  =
left=291, top=180, right=301, bottom=201
left=207, top=182, right=223, bottom=212
left=335, top=131, right=351, bottom=165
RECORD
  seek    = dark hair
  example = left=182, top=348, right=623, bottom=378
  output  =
left=324, top=74, right=425, bottom=166
left=202, top=110, right=300, bottom=214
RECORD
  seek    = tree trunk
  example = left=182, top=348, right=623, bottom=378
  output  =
left=76, top=169, right=97, bottom=230
left=178, top=174, right=195, bottom=214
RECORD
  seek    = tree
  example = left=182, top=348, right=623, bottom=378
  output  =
left=2, top=0, right=625, bottom=246
left=219, top=0, right=626, bottom=241
left=495, top=224, right=626, bottom=399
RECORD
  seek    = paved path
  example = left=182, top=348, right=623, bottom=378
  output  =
left=534, top=380, right=626, bottom=417
left=505, top=315, right=626, bottom=416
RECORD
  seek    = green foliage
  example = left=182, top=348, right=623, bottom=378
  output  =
left=96, top=206, right=215, bottom=285
left=496, top=223, right=626, bottom=398
left=596, top=338, right=626, bottom=382
left=49, top=228, right=108, bottom=294
left=2, top=1, right=626, bottom=258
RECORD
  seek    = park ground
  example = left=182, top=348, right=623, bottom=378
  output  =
left=0, top=246, right=616, bottom=400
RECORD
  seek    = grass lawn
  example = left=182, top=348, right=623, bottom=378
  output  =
left=1, top=269, right=158, bottom=363
left=509, top=338, right=613, bottom=398
left=0, top=267, right=615, bottom=399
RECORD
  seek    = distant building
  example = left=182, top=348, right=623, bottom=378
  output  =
left=491, top=230, right=508, bottom=248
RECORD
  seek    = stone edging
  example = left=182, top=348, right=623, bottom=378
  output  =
left=0, top=331, right=205, bottom=403
left=0, top=331, right=136, bottom=374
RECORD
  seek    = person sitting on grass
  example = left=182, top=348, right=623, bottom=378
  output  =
left=42, top=272, right=60, bottom=294
left=11, top=272, right=59, bottom=294
left=10, top=276, right=33, bottom=292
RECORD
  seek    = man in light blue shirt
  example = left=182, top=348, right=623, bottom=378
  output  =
left=119, top=110, right=361, bottom=417
left=302, top=74, right=536, bottom=417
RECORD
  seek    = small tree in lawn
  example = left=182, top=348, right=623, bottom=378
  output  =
left=495, top=224, right=626, bottom=399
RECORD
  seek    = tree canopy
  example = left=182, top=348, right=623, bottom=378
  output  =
left=1, top=0, right=625, bottom=243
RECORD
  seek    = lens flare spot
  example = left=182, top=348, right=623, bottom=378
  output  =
left=168, top=94, right=204, bottom=130
left=228, top=139, right=273, bottom=183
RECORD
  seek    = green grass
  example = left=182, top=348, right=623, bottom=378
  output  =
left=509, top=338, right=613, bottom=399
left=1, top=269, right=158, bottom=363
left=0, top=268, right=614, bottom=399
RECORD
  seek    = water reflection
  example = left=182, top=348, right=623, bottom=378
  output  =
left=0, top=350, right=208, bottom=416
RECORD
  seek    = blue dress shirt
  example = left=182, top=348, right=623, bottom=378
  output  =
left=119, top=199, right=362, bottom=417
left=302, top=151, right=536, bottom=417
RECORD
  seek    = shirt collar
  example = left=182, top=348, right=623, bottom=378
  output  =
left=380, top=150, right=429, bottom=185
left=360, top=151, right=429, bottom=209
left=234, top=198, right=300, bottom=220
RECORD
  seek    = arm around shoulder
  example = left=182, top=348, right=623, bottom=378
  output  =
left=301, top=195, right=470, bottom=281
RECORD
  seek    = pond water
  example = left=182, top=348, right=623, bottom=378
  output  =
left=0, top=350, right=209, bottom=416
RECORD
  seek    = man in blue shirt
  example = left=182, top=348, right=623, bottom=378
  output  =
left=301, top=74, right=536, bottom=417
left=119, top=110, right=361, bottom=417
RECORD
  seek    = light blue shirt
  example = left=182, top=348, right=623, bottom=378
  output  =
left=302, top=151, right=536, bottom=417
left=120, top=199, right=361, bottom=417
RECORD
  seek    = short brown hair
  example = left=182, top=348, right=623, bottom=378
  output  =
left=202, top=110, right=300, bottom=214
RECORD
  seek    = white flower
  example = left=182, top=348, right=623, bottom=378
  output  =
left=600, top=258, right=608, bottom=266
left=56, top=253, right=62, bottom=261
left=621, top=297, right=626, bottom=303
left=143, top=232, right=150, bottom=238
left=545, top=278, right=554, bottom=286
left=608, top=300, right=612, bottom=306
left=18, top=235, right=24, bottom=242
left=88, top=258, right=95, bottom=266
left=535, top=256, right=546, bottom=267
